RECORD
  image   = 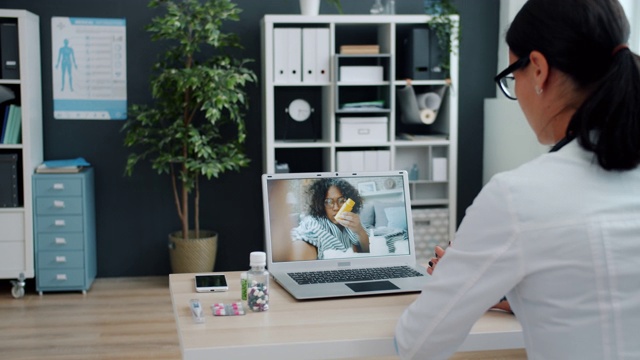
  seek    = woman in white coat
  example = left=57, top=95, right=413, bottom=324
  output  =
left=395, top=0, right=640, bottom=359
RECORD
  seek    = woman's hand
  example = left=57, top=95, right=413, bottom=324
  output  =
left=337, top=212, right=369, bottom=252
left=336, top=211, right=361, bottom=229
left=427, top=245, right=446, bottom=275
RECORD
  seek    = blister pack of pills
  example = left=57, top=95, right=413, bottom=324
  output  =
left=211, top=302, right=246, bottom=316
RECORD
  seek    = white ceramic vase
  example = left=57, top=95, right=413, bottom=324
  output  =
left=300, top=0, right=321, bottom=15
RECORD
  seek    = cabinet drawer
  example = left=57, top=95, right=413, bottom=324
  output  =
left=34, top=178, right=83, bottom=197
left=38, top=251, right=84, bottom=269
left=36, top=197, right=83, bottom=215
left=37, top=269, right=86, bottom=289
left=36, top=215, right=83, bottom=233
left=36, top=233, right=84, bottom=251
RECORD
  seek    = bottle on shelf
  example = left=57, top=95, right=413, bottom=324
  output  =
left=409, top=163, right=419, bottom=181
left=385, top=0, right=396, bottom=14
left=246, top=251, right=269, bottom=312
left=370, top=0, right=384, bottom=14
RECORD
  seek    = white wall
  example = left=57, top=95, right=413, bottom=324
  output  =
left=484, top=0, right=640, bottom=185
left=619, top=0, right=640, bottom=52
left=483, top=0, right=546, bottom=185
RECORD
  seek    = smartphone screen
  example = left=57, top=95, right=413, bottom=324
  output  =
left=195, top=274, right=228, bottom=292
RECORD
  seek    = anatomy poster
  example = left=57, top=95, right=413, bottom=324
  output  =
left=51, top=17, right=127, bottom=120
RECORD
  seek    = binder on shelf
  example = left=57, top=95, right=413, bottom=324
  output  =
left=273, top=28, right=288, bottom=83
left=0, top=21, right=20, bottom=80
left=273, top=28, right=301, bottom=83
left=315, top=28, right=330, bottom=83
left=301, top=28, right=316, bottom=84
left=0, top=153, right=19, bottom=207
left=2, top=104, right=15, bottom=144
left=3, top=104, right=21, bottom=144
left=402, top=28, right=445, bottom=80
left=302, top=28, right=330, bottom=84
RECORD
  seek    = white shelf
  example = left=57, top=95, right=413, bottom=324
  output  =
left=261, top=14, right=458, bottom=241
left=0, top=9, right=43, bottom=282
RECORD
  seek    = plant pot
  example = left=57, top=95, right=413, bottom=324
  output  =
left=168, top=230, right=218, bottom=273
left=300, top=0, right=320, bottom=15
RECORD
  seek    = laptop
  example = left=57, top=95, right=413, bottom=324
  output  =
left=261, top=170, right=429, bottom=300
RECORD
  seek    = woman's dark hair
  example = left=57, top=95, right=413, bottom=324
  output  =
left=507, top=0, right=640, bottom=170
left=306, top=178, right=363, bottom=218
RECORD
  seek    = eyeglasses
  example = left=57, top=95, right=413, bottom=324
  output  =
left=324, top=197, right=347, bottom=208
left=494, top=56, right=530, bottom=100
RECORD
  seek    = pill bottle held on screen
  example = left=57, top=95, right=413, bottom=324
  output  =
left=247, top=251, right=269, bottom=312
left=334, top=198, right=355, bottom=221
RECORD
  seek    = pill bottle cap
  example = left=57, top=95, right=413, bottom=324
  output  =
left=250, top=251, right=266, bottom=266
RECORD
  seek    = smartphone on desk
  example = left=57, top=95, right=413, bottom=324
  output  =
left=194, top=274, right=228, bottom=292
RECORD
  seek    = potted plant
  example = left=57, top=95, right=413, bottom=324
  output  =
left=425, top=0, right=460, bottom=78
left=299, top=0, right=343, bottom=15
left=122, top=0, right=257, bottom=273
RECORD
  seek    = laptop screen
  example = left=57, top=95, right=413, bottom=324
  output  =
left=263, top=172, right=413, bottom=264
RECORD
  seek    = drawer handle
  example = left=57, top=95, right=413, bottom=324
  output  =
left=56, top=274, right=68, bottom=281
left=55, top=256, right=67, bottom=263
left=53, top=200, right=65, bottom=208
left=55, top=237, right=67, bottom=245
left=53, top=183, right=65, bottom=190
left=54, top=219, right=66, bottom=227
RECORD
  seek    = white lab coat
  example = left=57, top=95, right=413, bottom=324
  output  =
left=395, top=140, right=640, bottom=359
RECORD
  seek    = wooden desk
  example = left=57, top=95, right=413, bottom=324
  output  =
left=170, top=272, right=524, bottom=360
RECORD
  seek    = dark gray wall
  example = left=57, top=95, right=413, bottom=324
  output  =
left=2, top=0, right=498, bottom=276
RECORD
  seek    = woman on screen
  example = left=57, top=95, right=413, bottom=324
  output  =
left=290, top=178, right=369, bottom=260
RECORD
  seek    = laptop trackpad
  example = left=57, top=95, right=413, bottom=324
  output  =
left=346, top=281, right=399, bottom=292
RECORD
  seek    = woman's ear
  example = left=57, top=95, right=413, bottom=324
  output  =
left=529, top=50, right=550, bottom=90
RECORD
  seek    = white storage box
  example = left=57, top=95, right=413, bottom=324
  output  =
left=339, top=66, right=384, bottom=82
left=412, top=208, right=449, bottom=265
left=338, top=117, right=388, bottom=143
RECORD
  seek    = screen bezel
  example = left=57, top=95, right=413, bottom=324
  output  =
left=262, top=171, right=418, bottom=272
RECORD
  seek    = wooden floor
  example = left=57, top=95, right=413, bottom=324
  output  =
left=0, top=277, right=180, bottom=360
left=0, top=277, right=527, bottom=360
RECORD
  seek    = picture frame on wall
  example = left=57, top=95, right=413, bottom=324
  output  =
left=357, top=181, right=376, bottom=194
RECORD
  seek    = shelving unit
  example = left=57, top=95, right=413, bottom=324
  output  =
left=261, top=15, right=458, bottom=246
left=0, top=9, right=43, bottom=298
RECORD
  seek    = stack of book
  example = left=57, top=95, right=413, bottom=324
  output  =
left=0, top=104, right=21, bottom=144
left=339, top=44, right=380, bottom=54
left=36, top=157, right=91, bottom=174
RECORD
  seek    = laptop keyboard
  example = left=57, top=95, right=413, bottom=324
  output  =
left=288, top=266, right=424, bottom=285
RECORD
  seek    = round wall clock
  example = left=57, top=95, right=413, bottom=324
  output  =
left=286, top=99, right=313, bottom=122
left=384, top=178, right=396, bottom=189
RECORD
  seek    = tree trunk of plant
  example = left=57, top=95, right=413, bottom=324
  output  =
left=195, top=174, right=200, bottom=239
left=181, top=164, right=189, bottom=241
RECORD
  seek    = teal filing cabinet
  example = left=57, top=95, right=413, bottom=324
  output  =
left=33, top=168, right=96, bottom=294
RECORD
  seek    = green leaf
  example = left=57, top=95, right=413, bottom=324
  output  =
left=121, top=0, right=257, bottom=232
